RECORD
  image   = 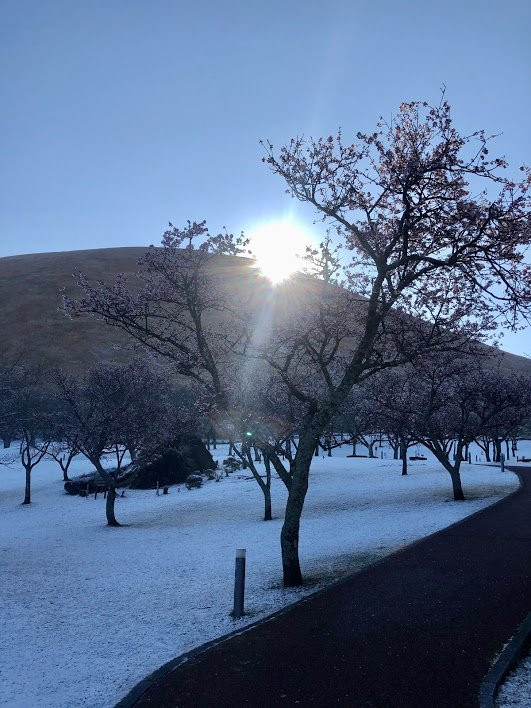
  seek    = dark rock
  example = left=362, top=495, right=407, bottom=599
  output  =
left=64, top=472, right=113, bottom=496
left=127, top=435, right=215, bottom=489
left=64, top=435, right=214, bottom=495
left=64, top=479, right=87, bottom=496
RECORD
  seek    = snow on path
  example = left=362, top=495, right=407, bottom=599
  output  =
left=0, top=442, right=527, bottom=708
left=497, top=651, right=531, bottom=707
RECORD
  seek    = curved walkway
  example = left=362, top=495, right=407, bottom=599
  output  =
left=124, top=467, right=531, bottom=707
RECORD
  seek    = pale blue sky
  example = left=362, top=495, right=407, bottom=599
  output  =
left=1, top=0, right=530, bottom=354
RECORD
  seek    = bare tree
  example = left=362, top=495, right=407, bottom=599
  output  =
left=62, top=223, right=294, bottom=519
left=52, top=367, right=135, bottom=526
left=257, top=97, right=530, bottom=583
left=65, top=99, right=530, bottom=585
left=408, top=355, right=484, bottom=499
left=474, top=368, right=531, bottom=462
left=8, top=369, right=54, bottom=504
left=362, top=371, right=420, bottom=475
left=47, top=439, right=79, bottom=482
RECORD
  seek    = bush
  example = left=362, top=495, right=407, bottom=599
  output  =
left=223, top=456, right=243, bottom=473
left=185, top=474, right=203, bottom=490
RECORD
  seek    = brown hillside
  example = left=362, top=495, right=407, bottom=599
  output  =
left=0, top=247, right=530, bottom=377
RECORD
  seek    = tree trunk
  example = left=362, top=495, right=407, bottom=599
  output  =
left=400, top=438, right=408, bottom=475
left=62, top=468, right=69, bottom=482
left=264, top=448, right=292, bottom=490
left=280, top=431, right=315, bottom=586
left=263, top=456, right=272, bottom=521
left=23, top=466, right=31, bottom=505
left=94, top=460, right=120, bottom=526
left=244, top=449, right=272, bottom=521
left=105, top=484, right=120, bottom=526
left=492, top=438, right=502, bottom=463
left=368, top=439, right=376, bottom=458
left=263, top=485, right=272, bottom=521
left=450, top=467, right=465, bottom=501
left=450, top=442, right=465, bottom=501
left=426, top=439, right=466, bottom=501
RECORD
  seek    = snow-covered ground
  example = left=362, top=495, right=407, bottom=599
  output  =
left=497, top=651, right=531, bottom=707
left=0, top=441, right=528, bottom=707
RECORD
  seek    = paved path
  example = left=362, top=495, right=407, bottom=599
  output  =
left=130, top=467, right=531, bottom=707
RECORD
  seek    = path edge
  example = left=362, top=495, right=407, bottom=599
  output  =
left=479, top=612, right=531, bottom=708
left=116, top=467, right=526, bottom=708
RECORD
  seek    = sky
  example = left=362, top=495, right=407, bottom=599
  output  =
left=1, top=0, right=530, bottom=354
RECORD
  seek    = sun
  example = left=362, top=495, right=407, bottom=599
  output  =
left=247, top=221, right=312, bottom=284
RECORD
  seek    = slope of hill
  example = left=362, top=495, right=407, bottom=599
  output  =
left=0, top=247, right=148, bottom=371
left=0, top=247, right=530, bottom=376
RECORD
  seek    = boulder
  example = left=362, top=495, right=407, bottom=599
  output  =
left=127, top=434, right=215, bottom=489
left=64, top=472, right=112, bottom=496
left=64, top=435, right=214, bottom=495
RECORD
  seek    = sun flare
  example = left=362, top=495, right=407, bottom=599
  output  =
left=248, top=221, right=312, bottom=284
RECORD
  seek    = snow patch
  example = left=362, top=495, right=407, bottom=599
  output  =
left=0, top=441, right=527, bottom=707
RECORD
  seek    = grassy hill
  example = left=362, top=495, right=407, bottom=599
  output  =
left=1, top=247, right=530, bottom=377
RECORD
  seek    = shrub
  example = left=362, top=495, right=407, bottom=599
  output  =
left=185, top=474, right=203, bottom=490
left=223, top=456, right=243, bottom=473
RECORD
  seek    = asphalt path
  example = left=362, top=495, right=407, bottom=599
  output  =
left=129, top=466, right=531, bottom=707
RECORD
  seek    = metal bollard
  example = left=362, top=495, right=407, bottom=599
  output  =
left=233, top=549, right=246, bottom=618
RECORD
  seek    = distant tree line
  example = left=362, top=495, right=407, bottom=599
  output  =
left=325, top=353, right=531, bottom=499
left=0, top=360, right=199, bottom=521
left=4, top=97, right=531, bottom=587
left=0, top=348, right=530, bottom=559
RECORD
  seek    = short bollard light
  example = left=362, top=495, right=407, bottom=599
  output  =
left=233, top=548, right=246, bottom=618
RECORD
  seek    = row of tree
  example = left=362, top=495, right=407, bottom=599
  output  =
left=0, top=361, right=198, bottom=519
left=335, top=357, right=531, bottom=497
left=1, top=352, right=530, bottom=568
left=6, top=97, right=531, bottom=586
